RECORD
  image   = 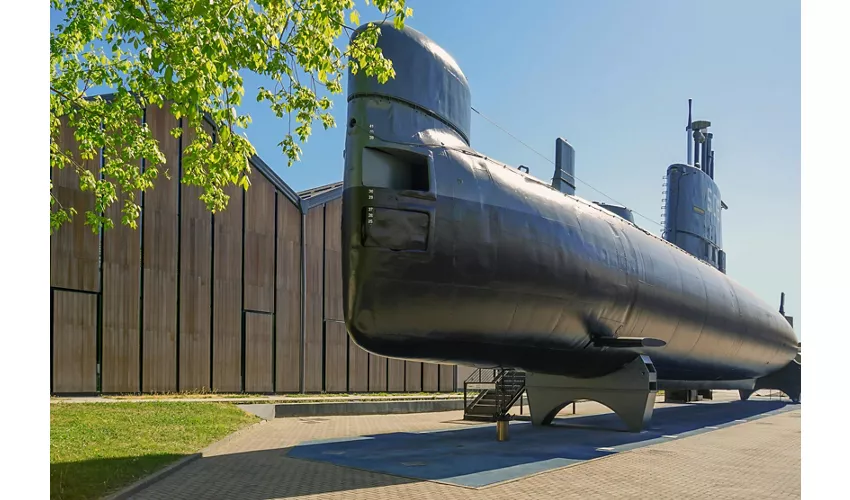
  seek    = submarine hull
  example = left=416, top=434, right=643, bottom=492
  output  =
left=341, top=23, right=798, bottom=383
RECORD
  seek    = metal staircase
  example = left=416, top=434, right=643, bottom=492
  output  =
left=463, top=368, right=526, bottom=421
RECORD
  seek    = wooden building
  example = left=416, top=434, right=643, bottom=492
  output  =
left=50, top=102, right=457, bottom=394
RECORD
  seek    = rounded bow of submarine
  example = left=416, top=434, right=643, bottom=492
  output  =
left=349, top=22, right=471, bottom=143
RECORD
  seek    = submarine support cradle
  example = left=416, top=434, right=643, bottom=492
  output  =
left=739, top=358, right=801, bottom=403
left=525, top=354, right=658, bottom=432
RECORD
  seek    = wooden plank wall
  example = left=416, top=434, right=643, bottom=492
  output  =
left=423, top=364, right=439, bottom=392
left=141, top=103, right=179, bottom=393
left=368, top=355, right=388, bottom=392
left=276, top=198, right=301, bottom=392
left=50, top=118, right=100, bottom=293
left=244, top=172, right=276, bottom=313
left=102, top=165, right=141, bottom=393
left=178, top=124, right=213, bottom=391
left=388, top=359, right=406, bottom=392
left=244, top=312, right=273, bottom=392
left=405, top=361, right=423, bottom=392
left=323, top=199, right=347, bottom=392
left=304, top=206, right=324, bottom=392
left=51, top=117, right=100, bottom=394
left=52, top=100, right=462, bottom=395
left=243, top=170, right=276, bottom=392
left=439, top=364, right=455, bottom=392
left=348, top=341, right=369, bottom=392
left=53, top=291, right=98, bottom=393
left=212, top=183, right=243, bottom=392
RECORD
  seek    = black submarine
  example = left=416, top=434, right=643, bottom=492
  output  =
left=340, top=23, right=799, bottom=430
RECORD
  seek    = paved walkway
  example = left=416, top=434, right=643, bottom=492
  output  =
left=130, top=392, right=800, bottom=499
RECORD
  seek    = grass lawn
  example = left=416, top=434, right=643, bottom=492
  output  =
left=50, top=402, right=259, bottom=500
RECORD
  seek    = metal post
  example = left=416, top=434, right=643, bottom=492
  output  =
left=496, top=415, right=510, bottom=441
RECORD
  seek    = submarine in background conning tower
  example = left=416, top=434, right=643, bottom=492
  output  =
left=662, top=99, right=727, bottom=273
left=341, top=22, right=800, bottom=432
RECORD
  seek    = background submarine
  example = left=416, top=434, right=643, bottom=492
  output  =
left=340, top=24, right=800, bottom=418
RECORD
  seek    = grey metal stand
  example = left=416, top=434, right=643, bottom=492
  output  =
left=525, top=355, right=658, bottom=432
left=739, top=359, right=801, bottom=403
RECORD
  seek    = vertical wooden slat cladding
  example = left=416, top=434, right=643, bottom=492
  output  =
left=102, top=175, right=140, bottom=393
left=213, top=183, right=243, bottom=392
left=244, top=172, right=276, bottom=312
left=323, top=199, right=347, bottom=392
left=53, top=291, right=97, bottom=393
left=178, top=124, right=212, bottom=391
left=368, top=354, right=388, bottom=392
left=324, top=323, right=347, bottom=392
left=348, top=343, right=369, bottom=392
left=388, top=359, right=405, bottom=392
left=422, top=363, right=439, bottom=392
left=276, top=196, right=301, bottom=392
left=244, top=312, right=273, bottom=392
left=439, top=364, right=455, bottom=392
left=141, top=103, right=179, bottom=392
left=304, top=206, right=324, bottom=392
left=405, top=361, right=422, bottom=392
left=51, top=118, right=99, bottom=292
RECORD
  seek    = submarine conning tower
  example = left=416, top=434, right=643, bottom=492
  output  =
left=347, top=22, right=471, bottom=148
left=662, top=99, right=727, bottom=273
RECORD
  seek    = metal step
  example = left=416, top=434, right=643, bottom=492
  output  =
left=463, top=368, right=528, bottom=421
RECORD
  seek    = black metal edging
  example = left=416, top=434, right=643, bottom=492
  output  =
left=138, top=107, right=147, bottom=393
left=175, top=117, right=183, bottom=392
left=240, top=187, right=247, bottom=393
left=209, top=131, right=217, bottom=392
left=321, top=204, right=327, bottom=392
left=49, top=286, right=100, bottom=295
left=272, top=192, right=279, bottom=393
left=50, top=288, right=55, bottom=394
left=96, top=142, right=105, bottom=393
left=299, top=210, right=306, bottom=393
left=244, top=309, right=274, bottom=315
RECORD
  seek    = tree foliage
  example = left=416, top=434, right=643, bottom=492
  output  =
left=50, top=0, right=410, bottom=233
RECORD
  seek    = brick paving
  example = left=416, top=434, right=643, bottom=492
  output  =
left=131, top=395, right=801, bottom=500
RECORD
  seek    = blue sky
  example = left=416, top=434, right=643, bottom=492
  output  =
left=52, top=1, right=801, bottom=336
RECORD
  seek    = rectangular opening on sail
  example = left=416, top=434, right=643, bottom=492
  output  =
left=362, top=147, right=430, bottom=192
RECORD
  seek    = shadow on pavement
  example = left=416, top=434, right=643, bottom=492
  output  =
left=121, top=399, right=798, bottom=497
left=51, top=453, right=186, bottom=500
